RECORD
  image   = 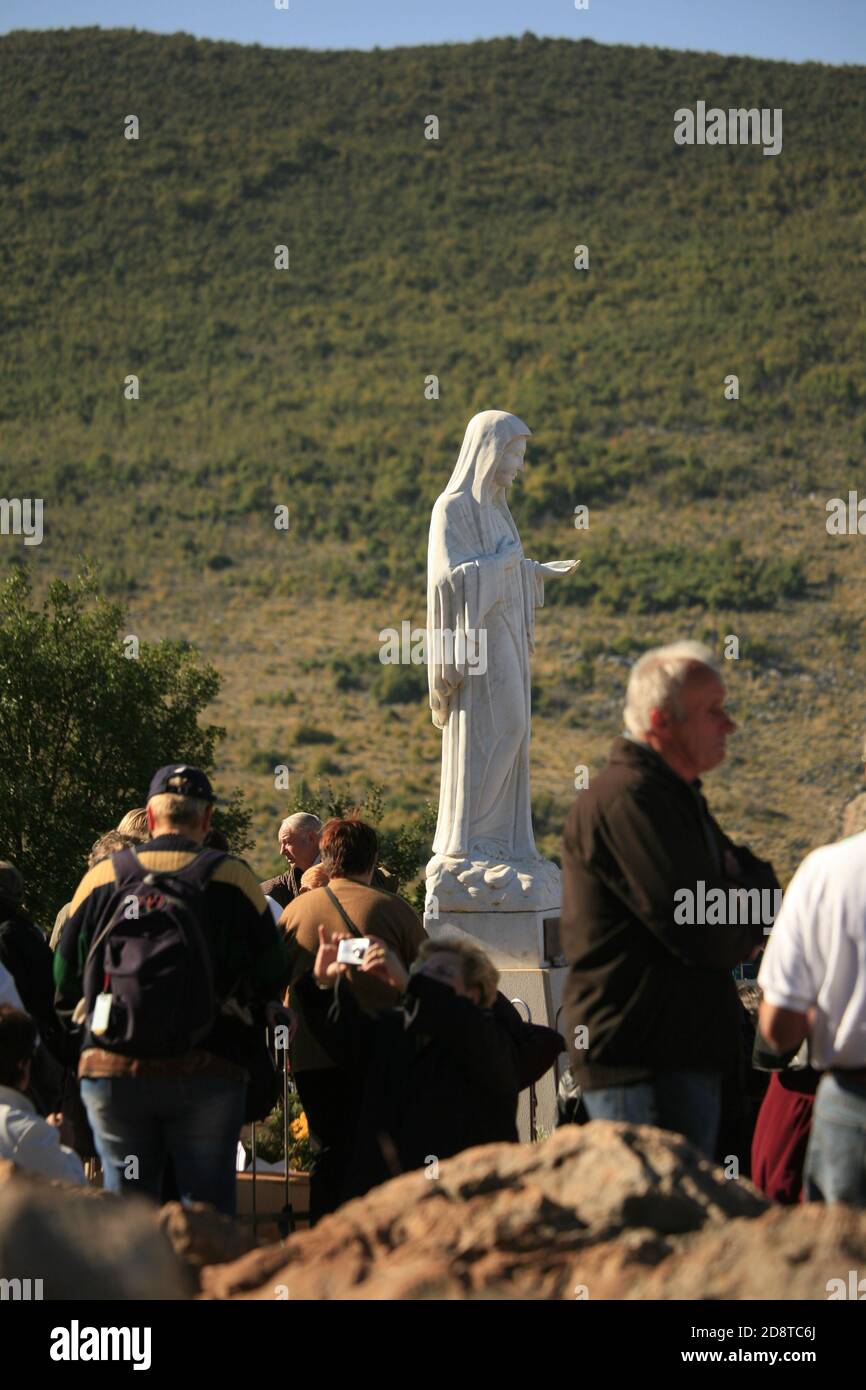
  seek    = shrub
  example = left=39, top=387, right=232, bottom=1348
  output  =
left=0, top=567, right=250, bottom=919
left=255, top=688, right=297, bottom=708
left=247, top=749, right=286, bottom=775
left=371, top=664, right=427, bottom=705
left=294, top=724, right=336, bottom=745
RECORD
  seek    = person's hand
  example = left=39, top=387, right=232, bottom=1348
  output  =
left=45, top=1113, right=63, bottom=1128
left=360, top=937, right=409, bottom=992
left=312, top=925, right=351, bottom=988
left=537, top=559, right=580, bottom=576
left=300, top=863, right=330, bottom=892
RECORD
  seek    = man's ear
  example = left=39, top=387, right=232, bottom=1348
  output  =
left=202, top=805, right=214, bottom=834
left=648, top=706, right=670, bottom=735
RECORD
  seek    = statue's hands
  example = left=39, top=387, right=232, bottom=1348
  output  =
left=537, top=559, right=580, bottom=576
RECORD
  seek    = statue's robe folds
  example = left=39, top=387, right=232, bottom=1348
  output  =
left=426, top=413, right=544, bottom=866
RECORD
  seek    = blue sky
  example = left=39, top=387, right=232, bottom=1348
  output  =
left=1, top=0, right=864, bottom=64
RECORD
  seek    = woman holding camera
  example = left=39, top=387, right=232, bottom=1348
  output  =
left=294, top=926, right=524, bottom=1202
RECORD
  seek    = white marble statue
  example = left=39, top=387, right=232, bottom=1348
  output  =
left=425, top=410, right=578, bottom=913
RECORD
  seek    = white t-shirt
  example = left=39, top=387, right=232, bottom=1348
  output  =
left=758, top=831, right=866, bottom=1069
left=0, top=1085, right=85, bottom=1185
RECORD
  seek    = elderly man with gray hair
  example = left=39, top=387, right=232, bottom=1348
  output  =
left=561, top=640, right=778, bottom=1157
left=260, top=813, right=327, bottom=910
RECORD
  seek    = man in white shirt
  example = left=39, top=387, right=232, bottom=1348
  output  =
left=0, top=1004, right=85, bottom=1185
left=758, top=830, right=866, bottom=1204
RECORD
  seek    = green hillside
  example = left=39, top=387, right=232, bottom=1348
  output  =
left=1, top=27, right=865, bottom=897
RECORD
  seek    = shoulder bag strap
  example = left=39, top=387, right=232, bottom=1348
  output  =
left=324, top=885, right=363, bottom=938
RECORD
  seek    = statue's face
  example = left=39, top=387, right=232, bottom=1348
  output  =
left=494, top=436, right=527, bottom=489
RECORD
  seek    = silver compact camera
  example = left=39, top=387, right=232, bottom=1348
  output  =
left=336, top=937, right=371, bottom=966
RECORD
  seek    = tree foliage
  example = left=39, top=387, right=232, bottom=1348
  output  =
left=0, top=567, right=251, bottom=921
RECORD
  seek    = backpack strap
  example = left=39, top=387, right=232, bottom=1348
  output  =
left=324, top=886, right=363, bottom=938
left=177, top=846, right=227, bottom=891
left=88, top=847, right=226, bottom=972
left=84, top=847, right=146, bottom=964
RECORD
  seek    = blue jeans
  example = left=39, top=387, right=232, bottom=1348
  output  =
left=81, top=1075, right=246, bottom=1215
left=804, top=1073, right=866, bottom=1205
left=582, top=1069, right=722, bottom=1158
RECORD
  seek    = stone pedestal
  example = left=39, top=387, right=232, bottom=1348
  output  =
left=424, top=905, right=569, bottom=1142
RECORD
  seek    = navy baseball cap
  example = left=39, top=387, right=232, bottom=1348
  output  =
left=147, top=764, right=215, bottom=804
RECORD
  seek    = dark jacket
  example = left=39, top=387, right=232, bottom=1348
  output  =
left=0, top=909, right=63, bottom=1059
left=561, top=737, right=778, bottom=1089
left=0, top=907, right=66, bottom=1112
left=295, top=970, right=520, bottom=1200
left=260, top=865, right=302, bottom=910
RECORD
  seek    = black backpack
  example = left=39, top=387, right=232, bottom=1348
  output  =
left=82, top=846, right=224, bottom=1058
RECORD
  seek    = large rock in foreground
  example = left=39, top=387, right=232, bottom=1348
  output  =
left=573, top=1202, right=866, bottom=1300
left=0, top=1163, right=187, bottom=1299
left=159, top=1200, right=257, bottom=1287
left=200, top=1122, right=770, bottom=1301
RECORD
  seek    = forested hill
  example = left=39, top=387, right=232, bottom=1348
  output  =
left=1, top=27, right=864, bottom=603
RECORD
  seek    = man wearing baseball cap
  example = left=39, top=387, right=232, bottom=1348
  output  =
left=54, top=763, right=290, bottom=1215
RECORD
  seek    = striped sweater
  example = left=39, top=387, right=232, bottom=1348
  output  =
left=53, top=834, right=290, bottom=1073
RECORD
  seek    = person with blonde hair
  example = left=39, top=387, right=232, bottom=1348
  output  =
left=116, top=808, right=149, bottom=840
left=294, top=925, right=522, bottom=1202
left=50, top=825, right=145, bottom=952
left=561, top=639, right=778, bottom=1157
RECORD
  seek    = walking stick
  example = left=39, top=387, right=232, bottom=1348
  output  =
left=250, top=1115, right=257, bottom=1240
left=277, top=1033, right=295, bottom=1239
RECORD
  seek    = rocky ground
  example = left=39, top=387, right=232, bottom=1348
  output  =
left=2, top=1125, right=864, bottom=1300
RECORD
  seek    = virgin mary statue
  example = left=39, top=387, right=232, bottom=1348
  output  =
left=425, top=410, right=577, bottom=914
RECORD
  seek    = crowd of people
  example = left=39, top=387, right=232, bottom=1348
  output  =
left=0, top=638, right=865, bottom=1226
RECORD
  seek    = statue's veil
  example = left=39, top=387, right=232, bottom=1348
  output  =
left=443, top=410, right=532, bottom=505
